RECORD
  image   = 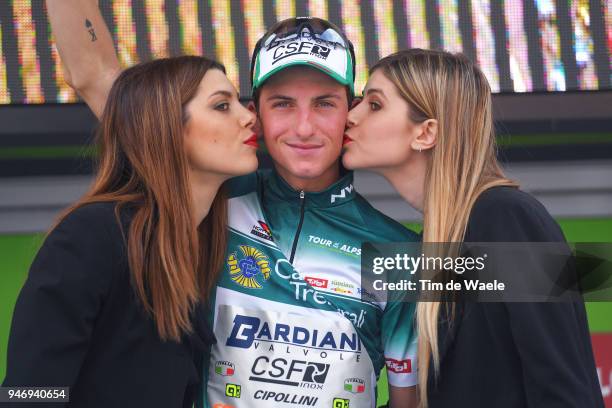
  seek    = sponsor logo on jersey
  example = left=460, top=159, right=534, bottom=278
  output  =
left=307, top=235, right=361, bottom=256
left=225, top=383, right=241, bottom=398
left=385, top=358, right=412, bottom=373
left=343, top=378, right=365, bottom=394
left=357, top=287, right=377, bottom=302
left=303, top=275, right=355, bottom=296
left=331, top=279, right=354, bottom=289
left=330, top=184, right=354, bottom=203
left=305, top=276, right=328, bottom=289
left=337, top=309, right=367, bottom=329
left=215, top=361, right=235, bottom=376
left=254, top=390, right=319, bottom=407
left=251, top=220, right=273, bottom=241
left=250, top=356, right=330, bottom=389
left=332, top=287, right=353, bottom=295
left=226, top=314, right=362, bottom=353
left=227, top=245, right=270, bottom=289
left=333, top=397, right=350, bottom=407
left=329, top=279, right=354, bottom=295
left=275, top=260, right=367, bottom=329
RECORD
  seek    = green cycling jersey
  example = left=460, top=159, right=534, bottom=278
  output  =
left=203, top=169, right=419, bottom=408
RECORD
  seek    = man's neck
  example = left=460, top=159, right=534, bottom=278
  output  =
left=274, top=164, right=341, bottom=192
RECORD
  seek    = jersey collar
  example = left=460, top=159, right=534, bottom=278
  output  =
left=265, top=169, right=356, bottom=208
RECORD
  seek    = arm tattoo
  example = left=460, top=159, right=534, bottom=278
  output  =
left=85, top=19, right=97, bottom=42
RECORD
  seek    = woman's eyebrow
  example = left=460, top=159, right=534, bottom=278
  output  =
left=208, top=90, right=236, bottom=100
left=364, top=88, right=386, bottom=99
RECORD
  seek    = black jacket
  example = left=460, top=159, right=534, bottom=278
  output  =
left=3, top=202, right=215, bottom=408
left=427, top=187, right=604, bottom=407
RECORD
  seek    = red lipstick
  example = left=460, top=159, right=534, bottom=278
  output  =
left=244, top=134, right=259, bottom=148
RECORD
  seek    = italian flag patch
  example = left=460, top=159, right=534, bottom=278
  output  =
left=215, top=361, right=235, bottom=376
left=344, top=378, right=365, bottom=394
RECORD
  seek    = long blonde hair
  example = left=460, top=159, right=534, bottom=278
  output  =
left=371, top=49, right=517, bottom=406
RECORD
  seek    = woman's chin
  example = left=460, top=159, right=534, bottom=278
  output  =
left=342, top=150, right=369, bottom=171
left=224, top=156, right=258, bottom=178
left=341, top=153, right=357, bottom=170
left=241, top=159, right=259, bottom=175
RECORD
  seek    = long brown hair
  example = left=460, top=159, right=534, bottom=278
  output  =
left=372, top=49, right=517, bottom=406
left=58, top=56, right=228, bottom=342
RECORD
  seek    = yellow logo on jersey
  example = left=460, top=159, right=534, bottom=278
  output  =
left=227, top=245, right=271, bottom=289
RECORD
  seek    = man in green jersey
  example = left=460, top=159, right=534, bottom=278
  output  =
left=209, top=18, right=419, bottom=408
left=46, top=4, right=419, bottom=406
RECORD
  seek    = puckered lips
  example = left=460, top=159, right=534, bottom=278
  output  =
left=342, top=133, right=353, bottom=146
left=243, top=134, right=259, bottom=148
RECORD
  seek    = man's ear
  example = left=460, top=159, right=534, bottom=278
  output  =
left=411, top=119, right=438, bottom=152
left=350, top=97, right=362, bottom=110
left=247, top=101, right=262, bottom=136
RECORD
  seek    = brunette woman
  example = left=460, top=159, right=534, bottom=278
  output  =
left=3, top=56, right=258, bottom=407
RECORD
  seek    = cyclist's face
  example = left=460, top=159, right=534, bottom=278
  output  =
left=257, top=67, right=349, bottom=191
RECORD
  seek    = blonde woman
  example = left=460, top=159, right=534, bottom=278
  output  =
left=343, top=49, right=603, bottom=407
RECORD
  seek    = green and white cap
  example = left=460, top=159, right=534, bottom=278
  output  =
left=250, top=17, right=355, bottom=95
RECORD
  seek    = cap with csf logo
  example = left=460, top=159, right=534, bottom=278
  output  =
left=250, top=17, right=356, bottom=95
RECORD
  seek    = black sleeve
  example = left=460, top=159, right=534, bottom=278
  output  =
left=467, top=189, right=604, bottom=407
left=2, top=204, right=119, bottom=390
left=465, top=188, right=565, bottom=243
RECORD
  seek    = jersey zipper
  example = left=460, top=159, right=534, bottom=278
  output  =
left=289, top=190, right=306, bottom=264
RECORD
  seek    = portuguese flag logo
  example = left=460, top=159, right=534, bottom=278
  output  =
left=215, top=361, right=235, bottom=376
left=344, top=378, right=365, bottom=394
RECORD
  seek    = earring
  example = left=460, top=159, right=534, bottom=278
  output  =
left=418, top=147, right=422, bottom=153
